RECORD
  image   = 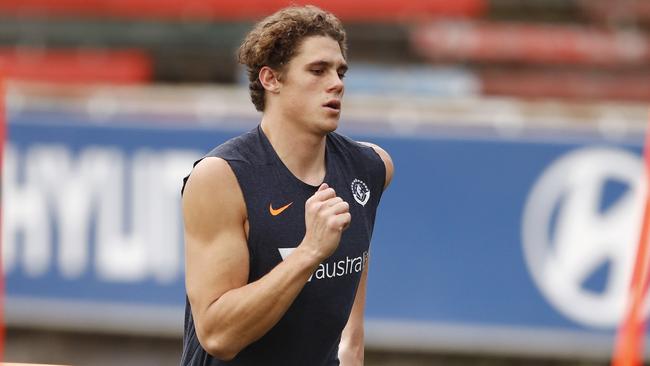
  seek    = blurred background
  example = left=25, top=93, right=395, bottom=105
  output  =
left=1, top=0, right=650, bottom=365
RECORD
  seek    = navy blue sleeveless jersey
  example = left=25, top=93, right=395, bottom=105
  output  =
left=180, top=125, right=385, bottom=366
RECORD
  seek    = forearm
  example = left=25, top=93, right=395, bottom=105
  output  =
left=338, top=327, right=364, bottom=365
left=197, top=244, right=320, bottom=359
left=339, top=258, right=368, bottom=366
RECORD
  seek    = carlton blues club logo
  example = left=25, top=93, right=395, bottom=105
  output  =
left=350, top=179, right=370, bottom=206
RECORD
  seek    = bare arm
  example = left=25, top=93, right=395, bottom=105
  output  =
left=338, top=143, right=393, bottom=365
left=183, top=157, right=350, bottom=360
left=338, top=259, right=369, bottom=365
left=359, top=142, right=394, bottom=190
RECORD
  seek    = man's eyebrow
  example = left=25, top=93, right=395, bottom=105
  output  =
left=307, top=60, right=349, bottom=71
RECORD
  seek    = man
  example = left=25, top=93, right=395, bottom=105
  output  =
left=180, top=5, right=393, bottom=365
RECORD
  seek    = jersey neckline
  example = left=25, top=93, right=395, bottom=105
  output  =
left=257, top=124, right=332, bottom=191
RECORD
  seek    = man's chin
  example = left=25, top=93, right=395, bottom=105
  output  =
left=321, top=119, right=339, bottom=133
left=305, top=116, right=339, bottom=135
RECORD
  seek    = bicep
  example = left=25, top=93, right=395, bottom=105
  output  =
left=183, top=157, right=249, bottom=321
left=358, top=142, right=394, bottom=190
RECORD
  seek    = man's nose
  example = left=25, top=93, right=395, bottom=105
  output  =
left=328, top=72, right=344, bottom=93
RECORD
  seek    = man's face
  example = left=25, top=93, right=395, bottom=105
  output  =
left=276, top=35, right=347, bottom=134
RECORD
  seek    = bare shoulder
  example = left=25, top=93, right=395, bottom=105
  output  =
left=358, top=141, right=394, bottom=190
left=182, top=157, right=246, bottom=240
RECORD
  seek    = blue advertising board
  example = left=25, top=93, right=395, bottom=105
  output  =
left=3, top=108, right=646, bottom=357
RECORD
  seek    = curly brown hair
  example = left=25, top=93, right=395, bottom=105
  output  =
left=238, top=5, right=347, bottom=112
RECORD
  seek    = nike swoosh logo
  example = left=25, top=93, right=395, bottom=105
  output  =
left=270, top=202, right=293, bottom=216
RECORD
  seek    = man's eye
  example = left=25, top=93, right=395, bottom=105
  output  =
left=338, top=72, right=346, bottom=79
left=311, top=69, right=324, bottom=75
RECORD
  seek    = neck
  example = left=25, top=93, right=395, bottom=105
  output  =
left=260, top=115, right=327, bottom=186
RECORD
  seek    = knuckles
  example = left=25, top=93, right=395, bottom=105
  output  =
left=317, top=210, right=329, bottom=220
left=305, top=187, right=352, bottom=223
left=318, top=188, right=336, bottom=199
left=305, top=200, right=322, bottom=213
left=326, top=216, right=338, bottom=229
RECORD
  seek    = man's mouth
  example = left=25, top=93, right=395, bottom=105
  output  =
left=324, top=100, right=341, bottom=111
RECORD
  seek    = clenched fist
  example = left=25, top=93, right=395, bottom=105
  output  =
left=301, top=183, right=351, bottom=261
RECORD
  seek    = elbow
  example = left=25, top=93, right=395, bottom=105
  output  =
left=339, top=330, right=365, bottom=363
left=206, top=340, right=239, bottom=361
left=338, top=343, right=364, bottom=365
left=197, top=329, right=241, bottom=361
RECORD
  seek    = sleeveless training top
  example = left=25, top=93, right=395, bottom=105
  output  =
left=180, top=125, right=385, bottom=366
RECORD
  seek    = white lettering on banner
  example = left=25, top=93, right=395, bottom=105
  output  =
left=522, top=147, right=645, bottom=328
left=2, top=143, right=200, bottom=283
left=27, top=145, right=116, bottom=279
left=2, top=145, right=51, bottom=277
left=94, top=148, right=148, bottom=282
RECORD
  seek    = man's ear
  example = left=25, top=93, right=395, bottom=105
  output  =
left=259, top=66, right=281, bottom=93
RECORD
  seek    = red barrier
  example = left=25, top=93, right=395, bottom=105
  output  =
left=0, top=0, right=485, bottom=21
left=412, top=21, right=650, bottom=66
left=582, top=0, right=650, bottom=23
left=0, top=48, right=151, bottom=84
left=480, top=70, right=650, bottom=101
